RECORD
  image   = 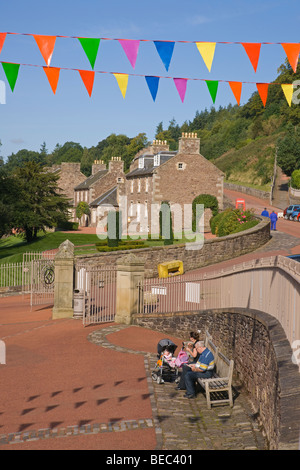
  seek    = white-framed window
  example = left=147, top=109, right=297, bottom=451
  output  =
left=178, top=162, right=184, bottom=170
left=137, top=179, right=141, bottom=193
left=130, top=180, right=134, bottom=193
left=145, top=178, right=149, bottom=193
left=137, top=201, right=141, bottom=222
left=154, top=154, right=160, bottom=166
left=138, top=157, right=144, bottom=169
left=129, top=201, right=134, bottom=216
left=144, top=201, right=148, bottom=218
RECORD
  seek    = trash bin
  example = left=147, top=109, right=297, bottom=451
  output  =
left=73, top=289, right=84, bottom=319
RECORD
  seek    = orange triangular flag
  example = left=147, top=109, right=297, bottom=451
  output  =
left=78, top=70, right=95, bottom=96
left=33, top=35, right=56, bottom=66
left=0, top=33, right=6, bottom=55
left=256, top=83, right=269, bottom=107
left=242, top=43, right=261, bottom=72
left=281, top=43, right=300, bottom=73
left=229, top=81, right=242, bottom=106
left=43, top=67, right=60, bottom=94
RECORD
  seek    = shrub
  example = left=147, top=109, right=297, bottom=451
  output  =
left=210, top=208, right=257, bottom=237
left=291, top=169, right=300, bottom=189
left=192, top=194, right=219, bottom=232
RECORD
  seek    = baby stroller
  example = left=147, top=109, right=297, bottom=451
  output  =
left=152, top=339, right=178, bottom=384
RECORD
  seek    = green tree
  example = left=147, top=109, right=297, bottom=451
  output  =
left=277, top=125, right=300, bottom=176
left=0, top=166, right=17, bottom=237
left=75, top=201, right=90, bottom=224
left=13, top=161, right=71, bottom=242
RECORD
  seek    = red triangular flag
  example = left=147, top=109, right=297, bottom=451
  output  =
left=229, top=81, right=242, bottom=106
left=242, top=43, right=261, bottom=72
left=0, top=33, right=7, bottom=55
left=33, top=35, right=56, bottom=66
left=43, top=67, right=60, bottom=94
left=78, top=70, right=95, bottom=96
left=256, top=83, right=269, bottom=107
left=281, top=43, right=300, bottom=73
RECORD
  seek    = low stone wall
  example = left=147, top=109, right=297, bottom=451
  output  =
left=132, top=308, right=300, bottom=450
left=76, top=216, right=270, bottom=278
left=224, top=182, right=270, bottom=200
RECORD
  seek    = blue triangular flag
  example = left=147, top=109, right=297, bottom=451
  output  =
left=145, top=76, right=160, bottom=101
left=154, top=41, right=175, bottom=71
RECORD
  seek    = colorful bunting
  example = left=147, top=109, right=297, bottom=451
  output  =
left=154, top=41, right=175, bottom=72
left=256, top=83, right=269, bottom=107
left=1, top=62, right=20, bottom=91
left=281, top=43, right=300, bottom=73
left=33, top=35, right=56, bottom=67
left=0, top=33, right=6, bottom=55
left=78, top=37, right=101, bottom=70
left=281, top=83, right=293, bottom=106
left=78, top=70, right=95, bottom=96
left=173, top=78, right=187, bottom=103
left=196, top=42, right=216, bottom=72
left=242, top=43, right=261, bottom=72
left=229, top=81, right=242, bottom=106
left=206, top=80, right=219, bottom=103
left=43, top=66, right=60, bottom=94
left=113, top=73, right=128, bottom=98
left=145, top=75, right=159, bottom=101
left=118, top=39, right=140, bottom=69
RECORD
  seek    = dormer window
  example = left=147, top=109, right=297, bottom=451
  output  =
left=154, top=154, right=160, bottom=166
left=138, top=157, right=144, bottom=169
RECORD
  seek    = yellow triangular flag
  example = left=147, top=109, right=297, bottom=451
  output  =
left=281, top=84, right=293, bottom=107
left=195, top=42, right=216, bottom=72
left=113, top=73, right=128, bottom=98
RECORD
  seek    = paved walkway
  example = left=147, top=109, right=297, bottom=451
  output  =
left=0, top=188, right=299, bottom=450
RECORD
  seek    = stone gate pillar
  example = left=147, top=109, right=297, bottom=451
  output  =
left=52, top=239, right=75, bottom=320
left=115, top=254, right=145, bottom=325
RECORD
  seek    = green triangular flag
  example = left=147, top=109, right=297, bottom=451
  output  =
left=78, top=37, right=101, bottom=69
left=205, top=80, right=219, bottom=103
left=2, top=62, right=20, bottom=92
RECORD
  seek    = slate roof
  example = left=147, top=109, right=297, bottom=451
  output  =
left=90, top=186, right=118, bottom=207
left=74, top=170, right=108, bottom=190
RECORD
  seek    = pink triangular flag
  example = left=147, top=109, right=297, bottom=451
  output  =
left=173, top=78, right=187, bottom=103
left=118, top=39, right=140, bottom=69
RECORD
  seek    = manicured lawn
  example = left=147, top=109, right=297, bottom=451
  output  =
left=0, top=231, right=100, bottom=264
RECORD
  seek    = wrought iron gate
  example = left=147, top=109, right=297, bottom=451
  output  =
left=30, top=257, right=55, bottom=306
left=75, top=264, right=117, bottom=326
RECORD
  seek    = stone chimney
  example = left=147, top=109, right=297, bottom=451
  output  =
left=92, top=160, right=106, bottom=175
left=108, top=156, right=124, bottom=173
left=178, top=132, right=200, bottom=154
left=150, top=139, right=169, bottom=154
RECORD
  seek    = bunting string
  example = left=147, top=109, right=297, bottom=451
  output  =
left=0, top=60, right=296, bottom=106
left=0, top=31, right=299, bottom=72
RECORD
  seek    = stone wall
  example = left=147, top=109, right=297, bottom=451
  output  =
left=224, top=182, right=270, bottom=201
left=76, top=216, right=270, bottom=278
left=131, top=307, right=300, bottom=450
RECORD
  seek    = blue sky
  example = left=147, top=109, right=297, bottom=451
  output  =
left=0, top=0, right=299, bottom=160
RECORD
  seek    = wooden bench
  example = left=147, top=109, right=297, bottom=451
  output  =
left=197, top=332, right=234, bottom=409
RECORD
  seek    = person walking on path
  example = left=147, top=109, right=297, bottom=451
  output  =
left=261, top=208, right=269, bottom=217
left=270, top=210, right=278, bottom=230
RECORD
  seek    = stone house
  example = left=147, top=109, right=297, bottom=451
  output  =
left=120, top=133, right=224, bottom=235
left=74, top=157, right=125, bottom=226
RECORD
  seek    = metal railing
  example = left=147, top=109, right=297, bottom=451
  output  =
left=137, top=255, right=300, bottom=346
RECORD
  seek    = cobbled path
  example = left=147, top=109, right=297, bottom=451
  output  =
left=88, top=325, right=268, bottom=451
